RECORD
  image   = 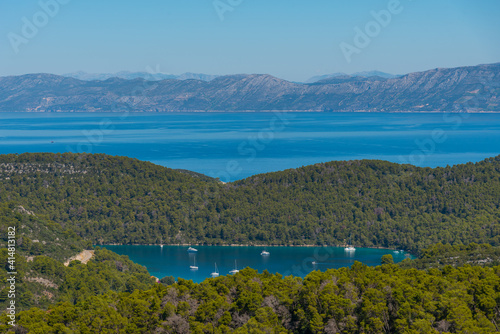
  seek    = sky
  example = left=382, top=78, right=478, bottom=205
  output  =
left=0, top=0, right=499, bottom=82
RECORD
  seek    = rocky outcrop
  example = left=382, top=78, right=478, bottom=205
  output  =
left=64, top=250, right=95, bottom=266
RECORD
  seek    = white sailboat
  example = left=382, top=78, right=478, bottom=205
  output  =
left=344, top=235, right=356, bottom=252
left=190, top=256, right=198, bottom=270
left=260, top=250, right=270, bottom=256
left=187, top=246, right=198, bottom=253
left=211, top=263, right=219, bottom=277
left=229, top=260, right=239, bottom=274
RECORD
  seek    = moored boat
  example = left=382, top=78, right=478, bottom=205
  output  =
left=211, top=263, right=219, bottom=277
left=344, top=234, right=356, bottom=251
left=190, top=256, right=198, bottom=270
left=229, top=260, right=239, bottom=274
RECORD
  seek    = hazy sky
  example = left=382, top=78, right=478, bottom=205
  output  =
left=1, top=0, right=499, bottom=81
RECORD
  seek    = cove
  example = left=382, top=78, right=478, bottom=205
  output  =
left=100, top=245, right=413, bottom=283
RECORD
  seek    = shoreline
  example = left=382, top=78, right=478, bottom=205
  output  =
left=96, top=243, right=408, bottom=252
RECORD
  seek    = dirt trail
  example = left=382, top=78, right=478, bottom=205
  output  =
left=64, top=250, right=94, bottom=266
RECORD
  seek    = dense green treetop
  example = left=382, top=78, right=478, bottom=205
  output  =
left=2, top=262, right=500, bottom=333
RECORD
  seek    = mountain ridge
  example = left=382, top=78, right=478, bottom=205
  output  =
left=306, top=70, right=399, bottom=83
left=1, top=63, right=499, bottom=112
left=63, top=71, right=220, bottom=82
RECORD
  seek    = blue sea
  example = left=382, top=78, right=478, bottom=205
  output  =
left=0, top=112, right=499, bottom=181
left=100, top=245, right=411, bottom=283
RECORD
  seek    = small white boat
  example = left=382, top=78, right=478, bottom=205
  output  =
left=187, top=247, right=198, bottom=253
left=344, top=234, right=356, bottom=251
left=190, top=256, right=198, bottom=270
left=260, top=250, right=270, bottom=256
left=229, top=260, right=239, bottom=274
left=211, top=263, right=219, bottom=277
left=393, top=250, right=399, bottom=254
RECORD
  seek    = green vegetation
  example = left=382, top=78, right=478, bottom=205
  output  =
left=1, top=153, right=500, bottom=332
left=0, top=153, right=218, bottom=246
left=381, top=254, right=394, bottom=265
left=1, top=153, right=500, bottom=252
left=0, top=202, right=89, bottom=261
left=2, top=263, right=500, bottom=333
left=0, top=200, right=155, bottom=311
left=0, top=247, right=155, bottom=311
left=174, top=169, right=219, bottom=183
left=400, top=243, right=500, bottom=269
left=0, top=197, right=157, bottom=320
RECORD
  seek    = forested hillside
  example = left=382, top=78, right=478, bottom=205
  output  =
left=0, top=247, right=156, bottom=312
left=3, top=263, right=500, bottom=333
left=0, top=202, right=89, bottom=261
left=399, top=243, right=500, bottom=269
left=1, top=153, right=500, bottom=252
left=0, top=201, right=156, bottom=311
left=2, top=153, right=500, bottom=333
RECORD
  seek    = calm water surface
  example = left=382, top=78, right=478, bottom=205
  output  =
left=100, top=245, right=411, bottom=283
left=0, top=112, right=499, bottom=181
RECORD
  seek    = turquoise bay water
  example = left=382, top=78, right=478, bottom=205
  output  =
left=100, top=245, right=410, bottom=282
left=0, top=112, right=499, bottom=181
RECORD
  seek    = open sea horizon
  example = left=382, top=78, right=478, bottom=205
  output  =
left=0, top=112, right=499, bottom=181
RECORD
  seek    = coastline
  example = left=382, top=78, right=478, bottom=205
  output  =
left=96, top=243, right=408, bottom=252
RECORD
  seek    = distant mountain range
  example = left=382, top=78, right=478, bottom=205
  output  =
left=305, top=71, right=399, bottom=83
left=66, top=70, right=397, bottom=83
left=1, top=63, right=498, bottom=112
left=63, top=71, right=220, bottom=82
